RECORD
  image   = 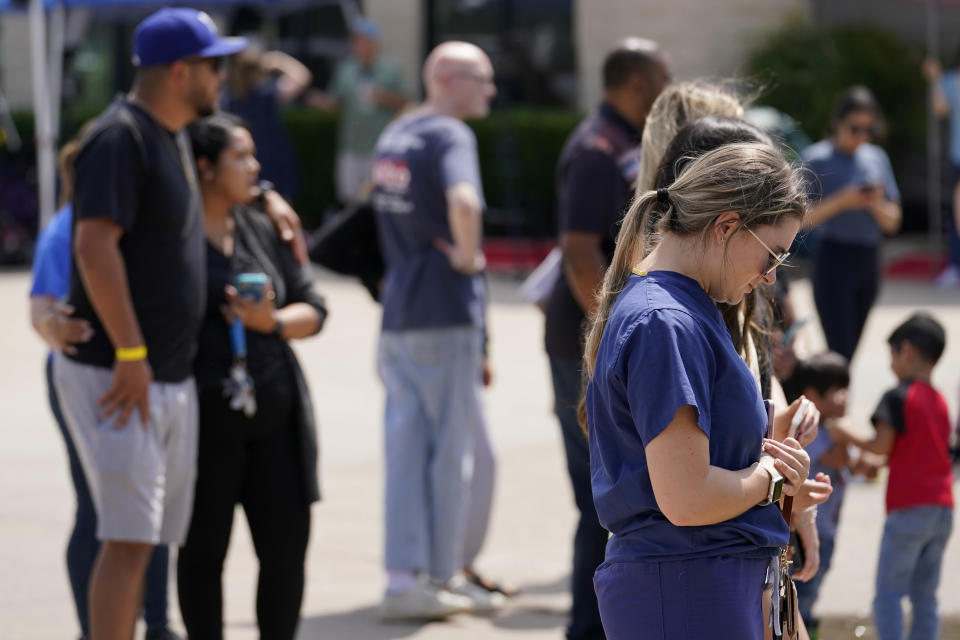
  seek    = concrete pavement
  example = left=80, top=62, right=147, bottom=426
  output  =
left=1, top=263, right=959, bottom=639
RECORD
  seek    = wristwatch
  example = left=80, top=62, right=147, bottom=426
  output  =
left=758, top=463, right=784, bottom=507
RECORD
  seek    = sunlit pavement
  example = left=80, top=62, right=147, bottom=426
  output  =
left=2, top=252, right=958, bottom=638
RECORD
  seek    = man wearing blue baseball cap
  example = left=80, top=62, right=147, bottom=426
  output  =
left=52, top=9, right=246, bottom=640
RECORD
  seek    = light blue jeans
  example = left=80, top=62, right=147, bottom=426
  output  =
left=873, top=505, right=953, bottom=640
left=380, top=326, right=484, bottom=582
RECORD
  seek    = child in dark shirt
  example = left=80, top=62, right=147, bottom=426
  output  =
left=789, top=352, right=853, bottom=637
left=832, top=312, right=954, bottom=640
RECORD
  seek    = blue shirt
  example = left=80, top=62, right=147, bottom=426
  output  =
left=941, top=71, right=960, bottom=166
left=372, top=112, right=486, bottom=331
left=587, top=271, right=788, bottom=562
left=802, top=140, right=901, bottom=247
left=29, top=204, right=73, bottom=299
left=804, top=425, right=847, bottom=541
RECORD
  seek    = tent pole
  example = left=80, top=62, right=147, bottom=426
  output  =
left=926, top=0, right=942, bottom=276
left=29, top=0, right=56, bottom=228
left=49, top=3, right=65, bottom=139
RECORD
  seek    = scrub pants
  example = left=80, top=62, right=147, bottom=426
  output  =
left=594, top=556, right=770, bottom=640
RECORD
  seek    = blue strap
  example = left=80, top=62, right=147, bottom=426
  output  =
left=230, top=317, right=247, bottom=357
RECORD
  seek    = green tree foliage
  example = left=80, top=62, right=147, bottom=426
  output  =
left=746, top=19, right=926, bottom=158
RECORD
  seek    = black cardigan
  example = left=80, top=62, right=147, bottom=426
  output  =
left=230, top=205, right=328, bottom=503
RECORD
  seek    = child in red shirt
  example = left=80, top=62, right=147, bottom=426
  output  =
left=833, top=312, right=954, bottom=640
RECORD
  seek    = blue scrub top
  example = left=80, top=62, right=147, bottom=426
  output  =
left=587, top=270, right=788, bottom=563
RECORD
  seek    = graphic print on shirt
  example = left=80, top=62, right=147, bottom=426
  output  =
left=371, top=127, right=424, bottom=215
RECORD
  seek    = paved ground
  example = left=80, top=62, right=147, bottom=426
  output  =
left=1, top=251, right=959, bottom=639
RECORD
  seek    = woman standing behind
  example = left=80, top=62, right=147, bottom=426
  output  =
left=803, top=86, right=902, bottom=361
left=584, top=142, right=810, bottom=639
left=176, top=113, right=327, bottom=640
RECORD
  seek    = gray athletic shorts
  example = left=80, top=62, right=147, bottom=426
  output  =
left=53, top=354, right=198, bottom=545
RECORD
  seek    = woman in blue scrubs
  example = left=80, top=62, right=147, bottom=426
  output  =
left=583, top=141, right=810, bottom=639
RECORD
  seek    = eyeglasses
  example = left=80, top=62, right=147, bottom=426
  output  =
left=744, top=227, right=790, bottom=277
left=454, top=72, right=495, bottom=86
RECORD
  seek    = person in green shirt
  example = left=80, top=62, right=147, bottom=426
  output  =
left=307, top=17, right=408, bottom=204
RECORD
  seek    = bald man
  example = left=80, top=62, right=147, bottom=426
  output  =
left=543, top=38, right=670, bottom=640
left=371, top=41, right=497, bottom=621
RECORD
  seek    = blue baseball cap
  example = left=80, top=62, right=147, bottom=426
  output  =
left=350, top=17, right=381, bottom=40
left=133, top=8, right=248, bottom=67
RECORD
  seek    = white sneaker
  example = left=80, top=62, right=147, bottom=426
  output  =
left=446, top=573, right=506, bottom=613
left=378, top=578, right=473, bottom=622
left=936, top=265, right=960, bottom=289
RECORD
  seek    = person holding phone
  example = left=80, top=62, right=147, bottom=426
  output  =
left=582, top=141, right=811, bottom=639
left=176, top=113, right=327, bottom=640
left=802, top=86, right=902, bottom=361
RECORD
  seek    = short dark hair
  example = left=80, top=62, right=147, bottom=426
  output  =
left=888, top=312, right=946, bottom=365
left=186, top=111, right=250, bottom=167
left=830, top=85, right=885, bottom=137
left=654, top=116, right=772, bottom=189
left=602, top=39, right=661, bottom=90
left=791, top=351, right=850, bottom=395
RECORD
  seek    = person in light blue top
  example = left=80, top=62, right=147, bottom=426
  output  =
left=924, top=53, right=960, bottom=288
left=583, top=141, right=811, bottom=639
left=28, top=132, right=182, bottom=640
left=802, top=86, right=902, bottom=361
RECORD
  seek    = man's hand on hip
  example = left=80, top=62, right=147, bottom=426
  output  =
left=99, top=359, right=153, bottom=429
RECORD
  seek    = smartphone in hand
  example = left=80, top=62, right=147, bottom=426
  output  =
left=234, top=272, right=268, bottom=302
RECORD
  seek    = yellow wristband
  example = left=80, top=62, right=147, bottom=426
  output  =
left=115, top=346, right=148, bottom=362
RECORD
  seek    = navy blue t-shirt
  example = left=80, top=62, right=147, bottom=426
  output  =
left=544, top=102, right=640, bottom=360
left=68, top=98, right=205, bottom=383
left=371, top=112, right=486, bottom=331
left=587, top=270, right=788, bottom=562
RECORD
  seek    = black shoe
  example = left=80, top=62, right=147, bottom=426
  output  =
left=145, top=627, right=184, bottom=640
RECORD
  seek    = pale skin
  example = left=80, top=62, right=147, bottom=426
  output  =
left=803, top=109, right=902, bottom=235
left=637, top=213, right=811, bottom=528
left=413, top=41, right=497, bottom=275
left=29, top=297, right=94, bottom=354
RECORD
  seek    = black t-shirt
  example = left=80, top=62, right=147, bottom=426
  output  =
left=194, top=206, right=327, bottom=391
left=67, top=98, right=205, bottom=383
left=544, top=103, right=640, bottom=360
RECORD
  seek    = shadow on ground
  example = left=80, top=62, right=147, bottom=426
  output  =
left=297, top=586, right=571, bottom=638
left=819, top=616, right=960, bottom=639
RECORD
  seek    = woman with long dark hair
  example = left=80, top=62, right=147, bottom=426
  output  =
left=176, top=113, right=327, bottom=640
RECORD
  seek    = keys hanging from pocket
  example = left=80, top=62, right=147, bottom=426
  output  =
left=223, top=317, right=257, bottom=417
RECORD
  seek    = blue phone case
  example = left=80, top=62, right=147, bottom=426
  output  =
left=235, top=272, right=268, bottom=302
